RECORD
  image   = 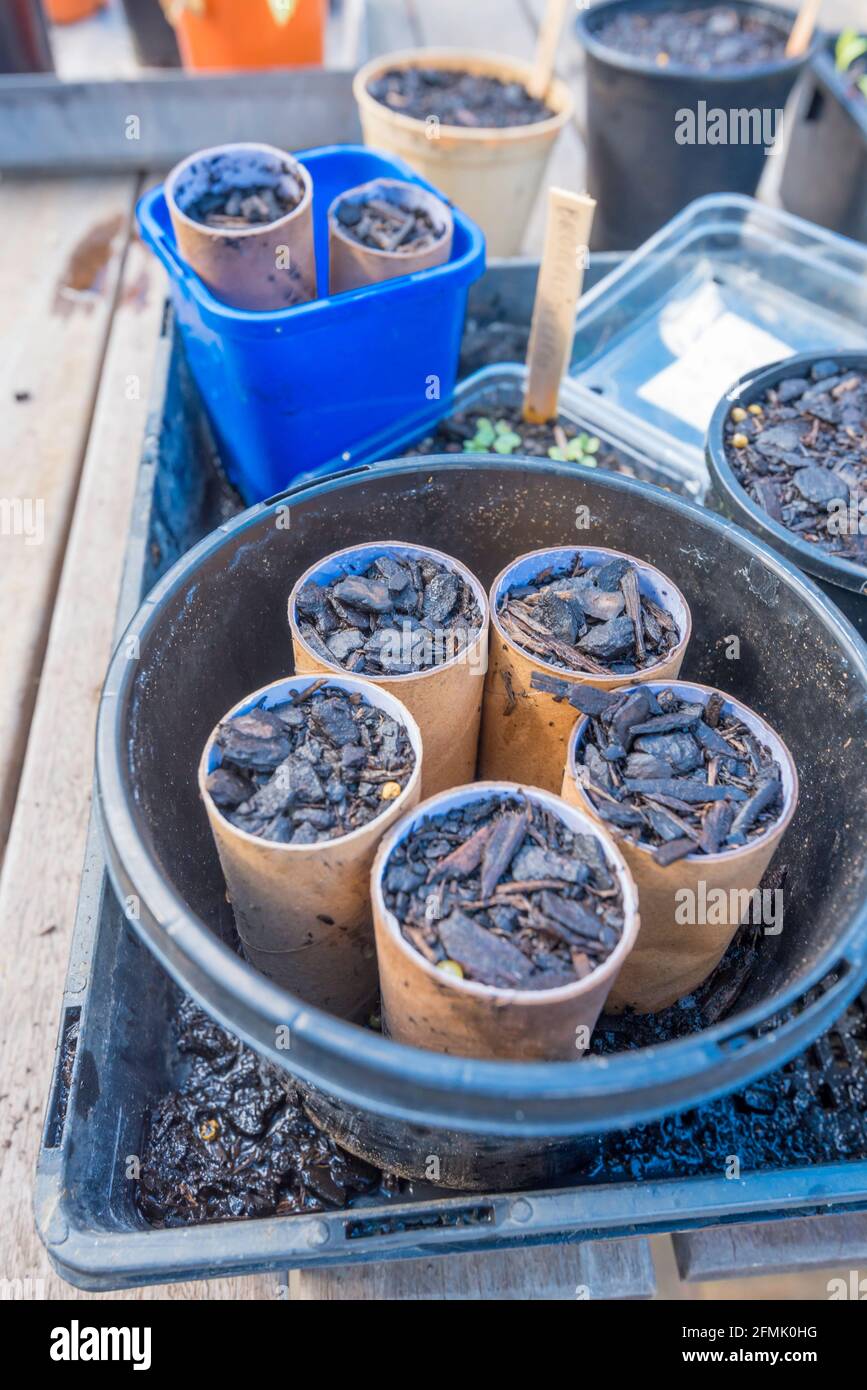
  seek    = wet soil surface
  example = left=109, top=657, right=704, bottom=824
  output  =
left=383, top=793, right=625, bottom=989
left=500, top=550, right=679, bottom=676
left=724, top=361, right=867, bottom=569
left=551, top=681, right=783, bottom=866
left=594, top=5, right=788, bottom=70
left=588, top=884, right=867, bottom=1179
left=182, top=154, right=304, bottom=229
left=138, top=894, right=867, bottom=1222
left=208, top=682, right=415, bottom=844
left=334, top=194, right=446, bottom=254
left=296, top=550, right=483, bottom=676
left=367, top=67, right=554, bottom=128
left=137, top=999, right=393, bottom=1226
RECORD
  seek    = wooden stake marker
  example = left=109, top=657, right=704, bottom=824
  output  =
left=785, top=0, right=822, bottom=59
left=523, top=186, right=596, bottom=425
left=527, top=0, right=571, bottom=100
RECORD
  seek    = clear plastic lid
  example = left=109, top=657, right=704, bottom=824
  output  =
left=565, top=195, right=867, bottom=492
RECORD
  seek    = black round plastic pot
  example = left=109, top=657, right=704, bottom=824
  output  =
left=0, top=0, right=53, bottom=74
left=707, top=351, right=867, bottom=637
left=96, top=458, right=867, bottom=1189
left=576, top=0, right=817, bottom=250
left=120, top=0, right=180, bottom=68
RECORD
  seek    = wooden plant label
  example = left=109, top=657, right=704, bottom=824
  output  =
left=527, top=0, right=570, bottom=100
left=785, top=0, right=822, bottom=59
left=523, top=188, right=596, bottom=425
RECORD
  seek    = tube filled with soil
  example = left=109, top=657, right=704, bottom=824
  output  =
left=353, top=49, right=574, bottom=257
left=371, top=781, right=640, bottom=1060
left=199, top=675, right=422, bottom=1019
left=288, top=542, right=489, bottom=799
left=560, top=679, right=798, bottom=1013
left=165, top=142, right=317, bottom=311
left=479, top=546, right=691, bottom=792
left=328, top=178, right=454, bottom=295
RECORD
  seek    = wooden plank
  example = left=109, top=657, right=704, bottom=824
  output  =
left=0, top=176, right=138, bottom=858
left=673, top=1214, right=867, bottom=1283
left=49, top=0, right=140, bottom=81
left=412, top=0, right=534, bottom=54
left=326, top=0, right=371, bottom=67
left=290, top=1237, right=656, bottom=1300
left=0, top=70, right=360, bottom=175
left=366, top=0, right=420, bottom=54
left=0, top=215, right=271, bottom=1301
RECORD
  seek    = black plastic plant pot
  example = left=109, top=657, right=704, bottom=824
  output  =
left=120, top=0, right=181, bottom=68
left=575, top=0, right=818, bottom=251
left=706, top=351, right=867, bottom=636
left=95, top=459, right=867, bottom=1189
left=780, top=44, right=867, bottom=244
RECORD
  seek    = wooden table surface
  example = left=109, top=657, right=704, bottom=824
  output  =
left=0, top=0, right=863, bottom=1303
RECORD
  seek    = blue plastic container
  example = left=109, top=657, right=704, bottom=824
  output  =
left=137, top=145, right=486, bottom=504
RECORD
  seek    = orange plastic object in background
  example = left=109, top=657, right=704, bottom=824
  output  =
left=44, top=0, right=105, bottom=24
left=173, top=0, right=325, bottom=71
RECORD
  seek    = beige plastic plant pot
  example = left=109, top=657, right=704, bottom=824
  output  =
left=353, top=49, right=574, bottom=257
left=289, top=542, right=489, bottom=800
left=165, top=142, right=317, bottom=311
left=199, top=674, right=422, bottom=1020
left=371, top=781, right=640, bottom=1060
left=562, top=681, right=799, bottom=1015
left=328, top=178, right=454, bottom=295
left=479, top=547, right=692, bottom=793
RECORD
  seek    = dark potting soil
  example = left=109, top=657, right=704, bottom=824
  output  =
left=295, top=550, right=483, bottom=676
left=593, top=5, right=788, bottom=71
left=138, top=933, right=867, bottom=1212
left=367, top=67, right=554, bottom=128
left=335, top=195, right=446, bottom=255
left=137, top=999, right=392, bottom=1227
left=208, top=682, right=415, bottom=844
left=383, top=794, right=625, bottom=990
left=724, top=362, right=867, bottom=569
left=406, top=407, right=667, bottom=488
left=549, top=680, right=784, bottom=867
left=183, top=162, right=304, bottom=230
left=499, top=551, right=680, bottom=676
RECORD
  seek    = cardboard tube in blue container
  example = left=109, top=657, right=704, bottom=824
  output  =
left=136, top=145, right=486, bottom=503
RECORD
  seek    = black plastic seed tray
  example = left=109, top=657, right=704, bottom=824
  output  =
left=36, top=264, right=867, bottom=1292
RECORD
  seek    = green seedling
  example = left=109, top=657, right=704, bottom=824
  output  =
left=547, top=432, right=601, bottom=465
left=836, top=29, right=867, bottom=89
left=463, top=418, right=523, bottom=455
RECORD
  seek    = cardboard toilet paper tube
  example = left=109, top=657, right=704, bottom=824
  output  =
left=166, top=142, right=317, bottom=311
left=371, top=781, right=640, bottom=1060
left=289, top=542, right=489, bottom=799
left=478, top=547, right=692, bottom=793
left=199, top=675, right=422, bottom=1019
left=561, top=681, right=799, bottom=1014
left=328, top=178, right=454, bottom=295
